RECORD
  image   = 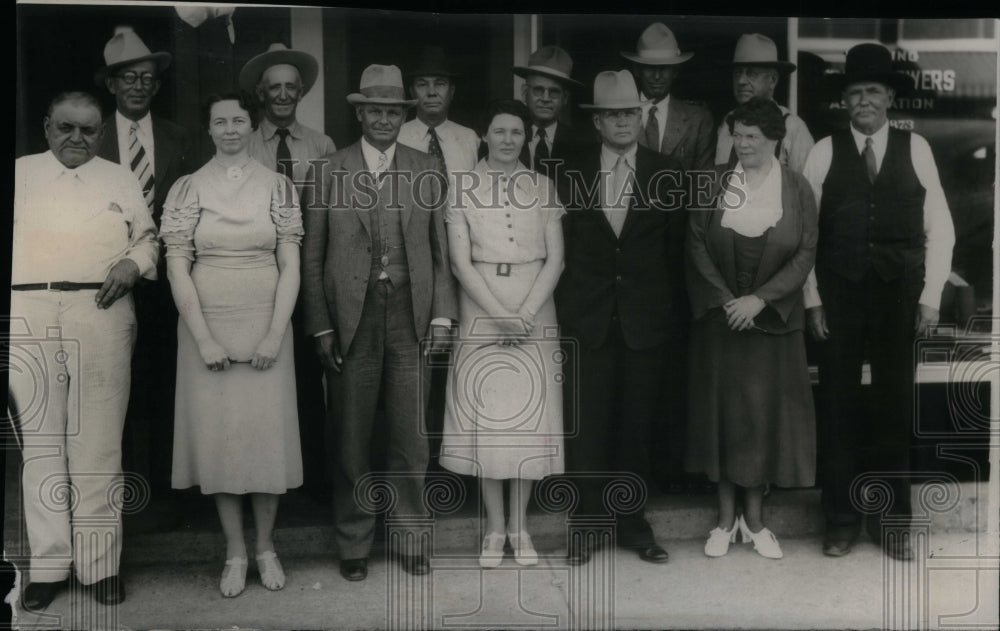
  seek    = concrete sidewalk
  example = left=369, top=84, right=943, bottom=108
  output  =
left=8, top=530, right=998, bottom=630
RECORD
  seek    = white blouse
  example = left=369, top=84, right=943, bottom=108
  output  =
left=720, top=155, right=783, bottom=238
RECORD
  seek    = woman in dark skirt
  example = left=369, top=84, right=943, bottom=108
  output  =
left=685, top=97, right=817, bottom=559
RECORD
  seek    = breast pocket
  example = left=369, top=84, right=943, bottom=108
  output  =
left=92, top=206, right=131, bottom=254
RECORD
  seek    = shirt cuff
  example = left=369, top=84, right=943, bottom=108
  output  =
left=124, top=255, right=157, bottom=282
left=918, top=286, right=944, bottom=311
left=802, top=269, right=822, bottom=309
left=430, top=318, right=453, bottom=329
left=313, top=329, right=334, bottom=338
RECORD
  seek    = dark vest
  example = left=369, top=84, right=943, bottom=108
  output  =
left=818, top=127, right=926, bottom=283
left=367, top=175, right=409, bottom=287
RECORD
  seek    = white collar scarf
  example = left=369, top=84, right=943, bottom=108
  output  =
left=719, top=155, right=783, bottom=238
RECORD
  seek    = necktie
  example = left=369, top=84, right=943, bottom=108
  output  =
left=375, top=152, right=388, bottom=182
left=642, top=106, right=660, bottom=151
left=427, top=127, right=446, bottom=174
left=534, top=127, right=550, bottom=173
left=129, top=122, right=155, bottom=211
left=604, top=154, right=629, bottom=237
left=276, top=128, right=292, bottom=180
left=862, top=136, right=878, bottom=183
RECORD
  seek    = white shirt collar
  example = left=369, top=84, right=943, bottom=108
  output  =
left=116, top=110, right=153, bottom=138
left=40, top=149, right=100, bottom=182
left=600, top=143, right=637, bottom=172
left=640, top=92, right=670, bottom=114
left=532, top=121, right=558, bottom=141
left=360, top=137, right=396, bottom=173
left=413, top=118, right=453, bottom=137
left=849, top=119, right=889, bottom=153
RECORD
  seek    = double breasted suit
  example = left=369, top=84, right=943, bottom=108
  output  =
left=302, top=141, right=457, bottom=559
left=555, top=143, right=687, bottom=547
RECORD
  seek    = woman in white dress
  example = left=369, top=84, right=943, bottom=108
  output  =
left=439, top=100, right=566, bottom=568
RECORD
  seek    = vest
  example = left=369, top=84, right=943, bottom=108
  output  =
left=817, top=127, right=926, bottom=283
left=368, top=175, right=409, bottom=287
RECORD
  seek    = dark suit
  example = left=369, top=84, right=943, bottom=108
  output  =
left=98, top=113, right=191, bottom=502
left=302, top=141, right=458, bottom=559
left=518, top=122, right=591, bottom=180
left=555, top=143, right=687, bottom=547
left=641, top=98, right=715, bottom=173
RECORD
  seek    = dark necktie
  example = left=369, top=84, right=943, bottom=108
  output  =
left=534, top=127, right=550, bottom=173
left=862, top=136, right=878, bottom=183
left=276, top=128, right=292, bottom=180
left=427, top=127, right=447, bottom=174
left=642, top=106, right=660, bottom=151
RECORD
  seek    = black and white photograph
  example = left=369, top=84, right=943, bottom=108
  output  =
left=5, top=1, right=999, bottom=629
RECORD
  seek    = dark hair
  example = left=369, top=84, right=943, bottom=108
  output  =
left=726, top=97, right=786, bottom=142
left=475, top=99, right=532, bottom=138
left=202, top=92, right=257, bottom=130
left=47, top=91, right=102, bottom=119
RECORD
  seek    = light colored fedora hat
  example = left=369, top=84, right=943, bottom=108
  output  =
left=94, top=26, right=172, bottom=84
left=579, top=70, right=643, bottom=110
left=239, top=43, right=319, bottom=95
left=726, top=33, right=796, bottom=73
left=347, top=64, right=418, bottom=106
left=512, top=45, right=584, bottom=87
left=620, top=23, right=693, bottom=66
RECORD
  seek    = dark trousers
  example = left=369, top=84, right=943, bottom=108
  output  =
left=816, top=268, right=921, bottom=537
left=291, top=297, right=332, bottom=496
left=653, top=330, right=689, bottom=484
left=328, top=279, right=430, bottom=560
left=562, top=322, right=664, bottom=548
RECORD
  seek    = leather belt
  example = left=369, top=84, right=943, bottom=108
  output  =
left=11, top=282, right=105, bottom=291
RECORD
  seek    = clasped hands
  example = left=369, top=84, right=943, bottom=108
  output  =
left=494, top=306, right=535, bottom=346
left=724, top=295, right=766, bottom=331
left=198, top=330, right=283, bottom=372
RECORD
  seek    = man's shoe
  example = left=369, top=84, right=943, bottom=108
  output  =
left=339, top=558, right=368, bottom=581
left=92, top=576, right=125, bottom=605
left=822, top=539, right=853, bottom=557
left=883, top=537, right=915, bottom=562
left=21, top=580, right=68, bottom=611
left=392, top=551, right=430, bottom=576
left=637, top=545, right=670, bottom=564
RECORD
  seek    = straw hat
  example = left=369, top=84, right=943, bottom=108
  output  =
left=512, top=45, right=584, bottom=87
left=94, top=26, right=171, bottom=85
left=579, top=70, right=643, bottom=110
left=346, top=64, right=418, bottom=106
left=620, top=23, right=693, bottom=66
left=239, top=43, right=319, bottom=95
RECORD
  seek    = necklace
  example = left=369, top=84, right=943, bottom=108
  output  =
left=216, top=157, right=252, bottom=181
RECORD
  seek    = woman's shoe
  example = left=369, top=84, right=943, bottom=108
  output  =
left=507, top=530, right=538, bottom=566
left=256, top=550, right=286, bottom=591
left=220, top=557, right=248, bottom=597
left=479, top=532, right=506, bottom=569
left=704, top=519, right=740, bottom=557
left=738, top=515, right=783, bottom=559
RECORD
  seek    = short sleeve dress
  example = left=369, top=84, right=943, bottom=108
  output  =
left=161, top=158, right=304, bottom=495
left=438, top=162, right=566, bottom=480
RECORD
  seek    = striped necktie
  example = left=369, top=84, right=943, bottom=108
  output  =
left=129, top=121, right=155, bottom=211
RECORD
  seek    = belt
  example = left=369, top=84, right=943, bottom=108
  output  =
left=11, top=282, right=105, bottom=291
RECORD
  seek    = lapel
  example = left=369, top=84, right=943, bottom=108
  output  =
left=100, top=115, right=120, bottom=163
left=709, top=169, right=738, bottom=291
left=392, top=145, right=414, bottom=232
left=753, top=166, right=794, bottom=284
left=587, top=148, right=620, bottom=242
left=343, top=143, right=372, bottom=236
left=617, top=148, right=651, bottom=242
left=151, top=116, right=171, bottom=186
left=659, top=99, right=687, bottom=158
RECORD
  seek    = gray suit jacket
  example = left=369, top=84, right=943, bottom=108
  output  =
left=655, top=98, right=715, bottom=173
left=301, top=141, right=458, bottom=353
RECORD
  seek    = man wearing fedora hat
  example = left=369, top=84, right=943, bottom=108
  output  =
left=95, top=26, right=191, bottom=530
left=242, top=42, right=336, bottom=503
left=398, top=46, right=479, bottom=174
left=301, top=64, right=457, bottom=582
left=801, top=43, right=954, bottom=561
left=623, top=22, right=714, bottom=173
left=513, top=45, right=588, bottom=178
left=715, top=33, right=815, bottom=174
left=556, top=70, right=687, bottom=566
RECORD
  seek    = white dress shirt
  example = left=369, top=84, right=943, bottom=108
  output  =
left=527, top=122, right=558, bottom=167
left=12, top=152, right=158, bottom=284
left=398, top=118, right=479, bottom=173
left=247, top=118, right=336, bottom=186
left=116, top=110, right=155, bottom=176
left=599, top=142, right=637, bottom=211
left=639, top=93, right=670, bottom=149
left=801, top=121, right=955, bottom=310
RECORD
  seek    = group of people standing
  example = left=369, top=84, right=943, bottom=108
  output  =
left=10, top=19, right=954, bottom=611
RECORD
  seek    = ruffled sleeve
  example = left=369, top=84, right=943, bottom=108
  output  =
left=159, top=175, right=201, bottom=261
left=270, top=174, right=304, bottom=245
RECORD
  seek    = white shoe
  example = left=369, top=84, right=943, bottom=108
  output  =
left=220, top=557, right=247, bottom=597
left=507, top=530, right=538, bottom=566
left=256, top=550, right=286, bottom=591
left=704, top=519, right=739, bottom=557
left=479, top=532, right=506, bottom=568
left=738, top=515, right=783, bottom=559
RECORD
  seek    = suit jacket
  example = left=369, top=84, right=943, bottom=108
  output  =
left=555, top=143, right=688, bottom=351
left=301, top=141, right=458, bottom=354
left=685, top=164, right=818, bottom=334
left=650, top=99, right=715, bottom=173
left=516, top=122, right=592, bottom=178
left=98, top=113, right=191, bottom=228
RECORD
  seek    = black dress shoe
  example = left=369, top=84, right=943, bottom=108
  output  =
left=637, top=545, right=669, bottom=564
left=339, top=558, right=368, bottom=581
left=21, top=580, right=68, bottom=610
left=91, top=575, right=125, bottom=605
left=822, top=539, right=853, bottom=557
left=391, top=552, right=430, bottom=576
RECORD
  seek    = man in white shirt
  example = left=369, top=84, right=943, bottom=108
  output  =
left=801, top=44, right=955, bottom=562
left=398, top=46, right=479, bottom=174
left=715, top=33, right=815, bottom=174
left=11, top=92, right=158, bottom=610
left=622, top=22, right=714, bottom=172
left=512, top=45, right=587, bottom=178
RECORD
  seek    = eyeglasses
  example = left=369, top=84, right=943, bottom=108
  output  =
left=117, top=71, right=157, bottom=87
left=528, top=85, right=564, bottom=100
left=599, top=109, right=641, bottom=121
